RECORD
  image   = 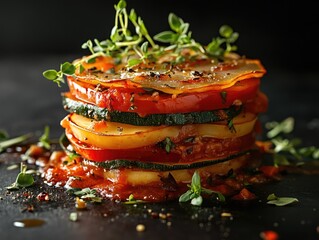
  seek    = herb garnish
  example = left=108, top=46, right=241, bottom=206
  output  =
left=6, top=163, right=35, bottom=190
left=164, top=137, right=174, bottom=153
left=0, top=129, right=8, bottom=141
left=0, top=132, right=32, bottom=153
left=265, top=117, right=319, bottom=166
left=43, top=0, right=239, bottom=87
left=66, top=187, right=103, bottom=203
left=179, top=171, right=225, bottom=206
left=38, top=125, right=51, bottom=150
left=124, top=194, right=145, bottom=204
left=266, top=193, right=298, bottom=206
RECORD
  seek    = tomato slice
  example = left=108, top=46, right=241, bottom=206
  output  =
left=65, top=128, right=255, bottom=163
left=67, top=77, right=262, bottom=116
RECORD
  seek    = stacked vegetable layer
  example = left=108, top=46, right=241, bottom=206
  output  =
left=47, top=55, right=268, bottom=201
left=42, top=0, right=268, bottom=201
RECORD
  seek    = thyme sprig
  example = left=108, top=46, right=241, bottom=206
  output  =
left=179, top=171, right=225, bottom=206
left=265, top=117, right=319, bottom=166
left=43, top=0, right=239, bottom=87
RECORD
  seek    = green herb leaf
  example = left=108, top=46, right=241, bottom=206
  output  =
left=0, top=133, right=32, bottom=153
left=267, top=193, right=298, bottom=206
left=266, top=117, right=319, bottom=166
left=298, top=146, right=319, bottom=159
left=6, top=163, right=35, bottom=190
left=191, top=170, right=201, bottom=191
left=164, top=137, right=174, bottom=153
left=61, top=62, right=76, bottom=75
left=38, top=125, right=51, bottom=150
left=43, top=0, right=240, bottom=82
left=179, top=171, right=225, bottom=206
left=43, top=68, right=65, bottom=87
left=219, top=25, right=233, bottom=38
left=116, top=0, right=126, bottom=10
left=206, top=25, right=239, bottom=58
left=179, top=190, right=194, bottom=202
left=68, top=187, right=102, bottom=203
left=124, top=193, right=145, bottom=204
left=0, top=130, right=9, bottom=141
left=140, top=41, right=149, bottom=54
left=129, top=9, right=137, bottom=22
left=43, top=69, right=58, bottom=80
left=153, top=31, right=176, bottom=43
left=16, top=172, right=35, bottom=188
left=273, top=154, right=290, bottom=167
left=168, top=13, right=183, bottom=33
left=266, top=117, right=294, bottom=139
left=227, top=119, right=236, bottom=133
left=127, top=58, right=143, bottom=67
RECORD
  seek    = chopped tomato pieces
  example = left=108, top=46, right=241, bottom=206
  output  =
left=259, top=166, right=280, bottom=178
left=260, top=230, right=279, bottom=240
left=231, top=187, right=257, bottom=200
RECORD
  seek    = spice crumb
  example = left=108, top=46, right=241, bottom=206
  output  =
left=136, top=224, right=146, bottom=232
left=221, top=212, right=232, bottom=217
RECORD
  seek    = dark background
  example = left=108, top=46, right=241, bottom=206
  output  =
left=0, top=0, right=318, bottom=72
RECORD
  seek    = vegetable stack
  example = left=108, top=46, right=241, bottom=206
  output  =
left=43, top=0, right=268, bottom=202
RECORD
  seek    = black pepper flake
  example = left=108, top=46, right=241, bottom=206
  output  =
left=186, top=147, right=193, bottom=155
left=191, top=70, right=203, bottom=77
left=149, top=71, right=160, bottom=78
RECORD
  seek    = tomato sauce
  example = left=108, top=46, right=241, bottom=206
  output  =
left=41, top=148, right=273, bottom=202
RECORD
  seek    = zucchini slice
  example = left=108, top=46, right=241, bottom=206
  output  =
left=84, top=150, right=251, bottom=171
left=62, top=95, right=242, bottom=126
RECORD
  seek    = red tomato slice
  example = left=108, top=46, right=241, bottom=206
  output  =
left=65, top=129, right=255, bottom=163
left=67, top=77, right=262, bottom=116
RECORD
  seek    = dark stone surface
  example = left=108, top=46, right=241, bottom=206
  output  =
left=0, top=54, right=319, bottom=240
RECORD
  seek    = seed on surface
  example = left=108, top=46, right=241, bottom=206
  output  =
left=136, top=224, right=145, bottom=232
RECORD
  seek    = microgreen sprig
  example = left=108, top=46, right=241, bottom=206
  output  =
left=43, top=62, right=75, bottom=87
left=43, top=0, right=240, bottom=87
left=179, top=171, right=225, bottom=206
left=206, top=25, right=239, bottom=58
left=154, top=13, right=204, bottom=56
